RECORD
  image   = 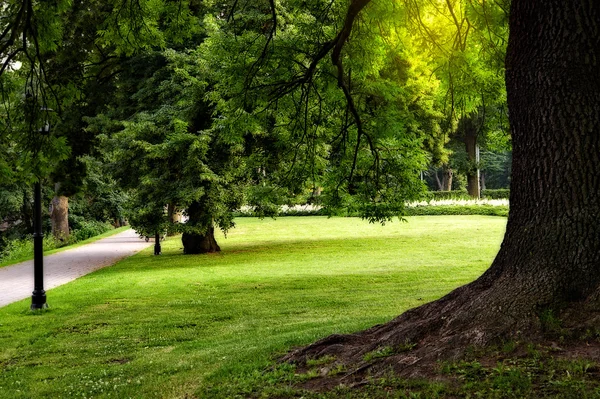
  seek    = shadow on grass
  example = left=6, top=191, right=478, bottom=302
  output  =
left=98, top=235, right=418, bottom=274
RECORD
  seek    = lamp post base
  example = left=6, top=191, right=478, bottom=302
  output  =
left=154, top=232, right=161, bottom=255
left=31, top=290, right=48, bottom=310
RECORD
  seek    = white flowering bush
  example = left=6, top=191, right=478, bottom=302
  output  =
left=407, top=198, right=509, bottom=207
left=235, top=198, right=509, bottom=218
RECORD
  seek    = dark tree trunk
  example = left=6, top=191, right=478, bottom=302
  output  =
left=51, top=183, right=69, bottom=241
left=461, top=117, right=480, bottom=198
left=181, top=200, right=220, bottom=254
left=284, top=0, right=600, bottom=384
left=182, top=227, right=220, bottom=254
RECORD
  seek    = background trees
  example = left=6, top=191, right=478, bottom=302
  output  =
left=1, top=0, right=510, bottom=253
left=407, top=0, right=510, bottom=197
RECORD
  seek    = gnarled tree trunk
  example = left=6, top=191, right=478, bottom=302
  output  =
left=182, top=226, right=220, bottom=254
left=284, top=0, right=600, bottom=384
left=181, top=200, right=220, bottom=254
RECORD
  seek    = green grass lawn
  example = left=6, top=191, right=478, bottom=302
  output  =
left=0, top=216, right=506, bottom=398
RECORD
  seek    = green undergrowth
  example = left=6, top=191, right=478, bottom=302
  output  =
left=0, top=216, right=506, bottom=398
left=404, top=204, right=508, bottom=217
left=235, top=204, right=509, bottom=218
left=425, top=189, right=510, bottom=200
left=0, top=226, right=129, bottom=268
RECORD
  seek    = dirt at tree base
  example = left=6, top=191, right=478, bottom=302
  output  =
left=285, top=338, right=600, bottom=395
left=281, top=288, right=600, bottom=394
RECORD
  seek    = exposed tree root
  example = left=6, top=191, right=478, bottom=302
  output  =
left=282, top=274, right=600, bottom=391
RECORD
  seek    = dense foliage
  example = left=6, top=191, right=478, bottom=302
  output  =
left=0, top=0, right=511, bottom=254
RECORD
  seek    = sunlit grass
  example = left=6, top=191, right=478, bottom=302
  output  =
left=0, top=216, right=506, bottom=398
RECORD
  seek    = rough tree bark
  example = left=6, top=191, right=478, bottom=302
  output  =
left=284, top=0, right=600, bottom=384
left=181, top=200, right=220, bottom=254
left=50, top=183, right=69, bottom=241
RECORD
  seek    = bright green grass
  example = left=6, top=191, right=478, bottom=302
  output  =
left=0, top=226, right=130, bottom=268
left=0, top=216, right=505, bottom=398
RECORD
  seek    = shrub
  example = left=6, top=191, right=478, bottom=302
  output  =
left=233, top=205, right=326, bottom=217
left=481, top=189, right=510, bottom=199
left=424, top=190, right=470, bottom=200
left=70, top=220, right=113, bottom=242
left=424, top=189, right=510, bottom=200
left=0, top=235, right=61, bottom=265
left=405, top=204, right=508, bottom=217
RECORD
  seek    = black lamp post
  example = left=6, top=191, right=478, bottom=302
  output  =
left=31, top=115, right=52, bottom=310
left=154, top=231, right=161, bottom=255
left=31, top=179, right=47, bottom=309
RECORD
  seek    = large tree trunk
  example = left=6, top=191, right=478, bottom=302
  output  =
left=51, top=183, right=69, bottom=241
left=284, top=0, right=600, bottom=384
left=181, top=200, right=220, bottom=254
left=182, top=227, right=220, bottom=254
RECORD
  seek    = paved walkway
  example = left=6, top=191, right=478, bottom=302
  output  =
left=0, top=229, right=152, bottom=308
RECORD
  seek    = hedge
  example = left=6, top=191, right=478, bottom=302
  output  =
left=425, top=189, right=510, bottom=200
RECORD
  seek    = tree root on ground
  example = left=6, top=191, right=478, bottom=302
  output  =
left=282, top=277, right=600, bottom=391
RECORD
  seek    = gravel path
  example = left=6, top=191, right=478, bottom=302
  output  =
left=0, top=229, right=152, bottom=308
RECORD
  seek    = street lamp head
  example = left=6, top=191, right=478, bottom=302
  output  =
left=39, top=122, right=51, bottom=135
left=39, top=107, right=55, bottom=135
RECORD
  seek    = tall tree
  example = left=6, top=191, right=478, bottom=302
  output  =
left=283, top=0, right=600, bottom=381
left=203, top=0, right=441, bottom=221
left=97, top=47, right=244, bottom=254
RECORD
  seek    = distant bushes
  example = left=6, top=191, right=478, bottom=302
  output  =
left=425, top=189, right=510, bottom=200
left=70, top=220, right=114, bottom=242
left=0, top=235, right=62, bottom=265
left=69, top=215, right=114, bottom=241
left=233, top=205, right=325, bottom=218
left=481, top=189, right=510, bottom=199
left=405, top=204, right=508, bottom=217
left=234, top=199, right=509, bottom=219
left=425, top=190, right=470, bottom=200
